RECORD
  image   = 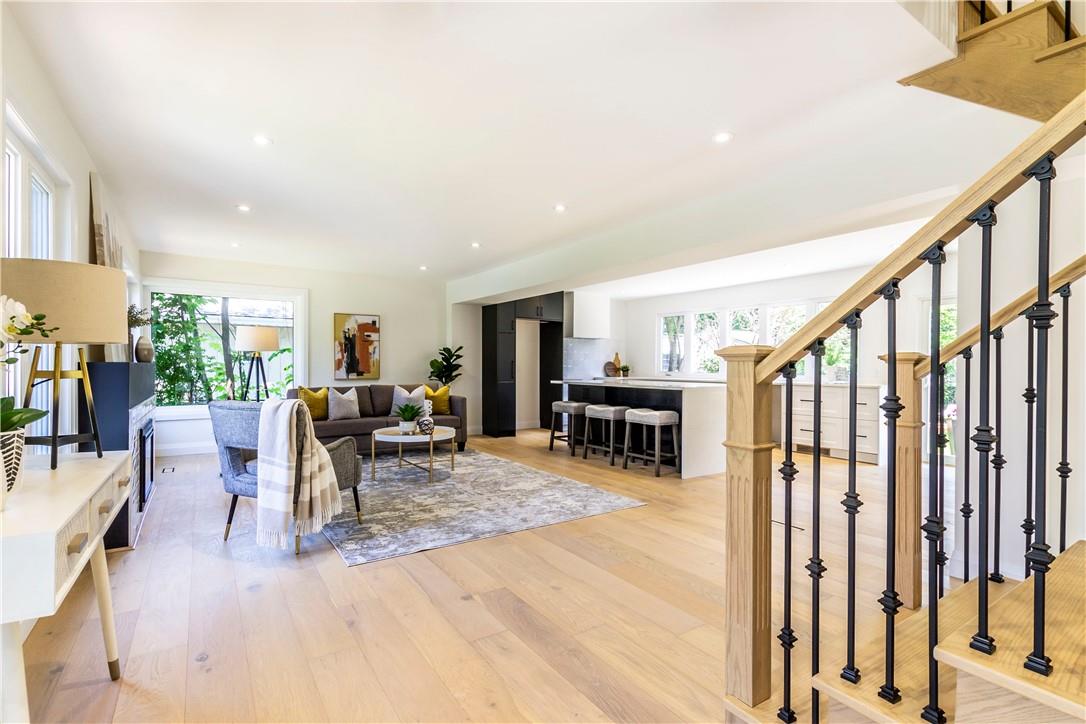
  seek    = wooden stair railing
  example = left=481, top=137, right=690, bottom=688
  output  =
left=719, top=89, right=1085, bottom=719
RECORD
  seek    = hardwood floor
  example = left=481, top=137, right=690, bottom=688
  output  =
left=23, top=429, right=907, bottom=723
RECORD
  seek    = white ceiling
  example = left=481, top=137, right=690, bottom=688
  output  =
left=574, top=218, right=930, bottom=300
left=9, top=2, right=1013, bottom=278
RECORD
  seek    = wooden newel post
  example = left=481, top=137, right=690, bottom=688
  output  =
left=718, top=344, right=776, bottom=707
left=880, top=351, right=927, bottom=610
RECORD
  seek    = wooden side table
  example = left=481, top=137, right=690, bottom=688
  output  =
left=1, top=452, right=131, bottom=722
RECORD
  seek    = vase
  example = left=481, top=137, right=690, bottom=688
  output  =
left=1, top=429, right=26, bottom=510
left=399, top=420, right=418, bottom=434
left=417, top=417, right=435, bottom=435
left=135, top=335, right=155, bottom=362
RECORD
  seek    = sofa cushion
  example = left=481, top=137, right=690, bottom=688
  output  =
left=370, top=385, right=394, bottom=416
left=329, top=387, right=361, bottom=420
left=312, top=417, right=389, bottom=438
left=391, top=385, right=425, bottom=416
left=352, top=386, right=375, bottom=417
left=430, top=414, right=462, bottom=429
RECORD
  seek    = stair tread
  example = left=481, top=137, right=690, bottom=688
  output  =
left=958, top=0, right=1079, bottom=43
left=813, top=576, right=1019, bottom=722
left=1035, top=34, right=1086, bottom=62
left=935, top=540, right=1086, bottom=720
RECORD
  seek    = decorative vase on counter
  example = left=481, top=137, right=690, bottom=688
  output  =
left=1, top=428, right=26, bottom=510
left=135, top=335, right=155, bottom=362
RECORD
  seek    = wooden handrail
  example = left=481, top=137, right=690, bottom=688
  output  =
left=914, top=255, right=1085, bottom=378
left=754, top=89, right=1086, bottom=385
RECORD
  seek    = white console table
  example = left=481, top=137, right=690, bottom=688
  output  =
left=1, top=452, right=131, bottom=723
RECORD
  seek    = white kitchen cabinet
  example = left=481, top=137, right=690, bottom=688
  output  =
left=564, top=291, right=611, bottom=339
left=781, top=382, right=882, bottom=464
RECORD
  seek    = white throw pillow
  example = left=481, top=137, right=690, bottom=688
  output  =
left=328, top=387, right=361, bottom=421
left=391, top=385, right=425, bottom=417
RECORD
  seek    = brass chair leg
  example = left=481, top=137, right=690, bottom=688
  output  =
left=295, top=533, right=301, bottom=555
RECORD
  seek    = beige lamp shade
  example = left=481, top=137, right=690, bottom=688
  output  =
left=234, top=325, right=280, bottom=352
left=1, top=258, right=128, bottom=344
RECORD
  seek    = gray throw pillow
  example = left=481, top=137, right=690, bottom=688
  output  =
left=328, top=387, right=361, bottom=421
left=391, top=385, right=425, bottom=416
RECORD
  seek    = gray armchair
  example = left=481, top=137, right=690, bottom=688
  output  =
left=208, top=401, right=363, bottom=547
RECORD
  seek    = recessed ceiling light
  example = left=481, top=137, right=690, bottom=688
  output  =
left=713, top=130, right=734, bottom=144
left=553, top=203, right=566, bottom=214
left=471, top=241, right=481, bottom=249
left=419, top=265, right=428, bottom=271
left=230, top=242, right=240, bottom=248
left=252, top=134, right=272, bottom=146
left=236, top=204, right=251, bottom=213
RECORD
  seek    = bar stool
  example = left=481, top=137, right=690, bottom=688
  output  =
left=582, top=404, right=630, bottom=466
left=622, top=408, right=681, bottom=477
left=549, top=401, right=589, bottom=456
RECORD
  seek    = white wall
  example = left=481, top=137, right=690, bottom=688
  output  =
left=618, top=261, right=957, bottom=386
left=448, top=302, right=482, bottom=435
left=515, top=319, right=540, bottom=429
left=141, top=251, right=448, bottom=454
left=950, top=156, right=1085, bottom=580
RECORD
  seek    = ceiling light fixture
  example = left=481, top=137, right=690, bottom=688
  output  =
left=231, top=242, right=240, bottom=248
left=236, top=204, right=251, bottom=213
left=713, top=130, right=734, bottom=145
left=419, top=265, right=428, bottom=271
left=553, top=203, right=566, bottom=214
left=252, top=134, right=272, bottom=146
left=471, top=241, right=481, bottom=249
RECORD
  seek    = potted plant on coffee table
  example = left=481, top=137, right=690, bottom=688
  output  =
left=395, top=402, right=423, bottom=434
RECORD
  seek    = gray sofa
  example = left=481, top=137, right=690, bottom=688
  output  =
left=286, top=384, right=467, bottom=454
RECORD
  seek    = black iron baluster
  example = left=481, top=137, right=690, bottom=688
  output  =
left=1057, top=284, right=1072, bottom=553
left=980, top=0, right=987, bottom=23
left=808, top=341, right=828, bottom=722
left=990, top=327, right=1006, bottom=584
left=961, top=347, right=974, bottom=584
left=1066, top=1, right=1072, bottom=41
left=968, top=201, right=997, bottom=657
left=1024, top=154, right=1057, bottom=676
left=879, top=280, right=904, bottom=704
left=778, top=362, right=798, bottom=724
left=840, top=309, right=863, bottom=685
left=1022, top=317, right=1036, bottom=578
left=937, top=364, right=948, bottom=598
left=920, top=242, right=947, bottom=724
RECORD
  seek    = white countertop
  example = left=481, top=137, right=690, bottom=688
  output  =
left=553, top=378, right=725, bottom=390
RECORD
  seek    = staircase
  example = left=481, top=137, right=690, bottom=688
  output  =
left=719, top=64, right=1085, bottom=724
left=900, top=0, right=1083, bottom=121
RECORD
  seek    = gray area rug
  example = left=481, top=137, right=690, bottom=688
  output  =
left=322, top=449, right=644, bottom=566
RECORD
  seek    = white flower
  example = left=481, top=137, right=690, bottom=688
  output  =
left=1, top=296, right=33, bottom=344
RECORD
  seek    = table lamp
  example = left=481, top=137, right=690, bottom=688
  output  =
left=1, top=259, right=128, bottom=469
left=234, top=325, right=279, bottom=401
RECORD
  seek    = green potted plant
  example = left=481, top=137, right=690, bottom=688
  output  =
left=428, top=345, right=464, bottom=387
left=619, top=364, right=631, bottom=378
left=395, top=402, right=423, bottom=434
left=1, top=295, right=58, bottom=506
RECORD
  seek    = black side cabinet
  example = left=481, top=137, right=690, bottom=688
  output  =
left=482, top=302, right=517, bottom=436
left=515, top=292, right=564, bottom=321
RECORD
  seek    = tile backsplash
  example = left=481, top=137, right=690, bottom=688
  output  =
left=563, top=337, right=622, bottom=379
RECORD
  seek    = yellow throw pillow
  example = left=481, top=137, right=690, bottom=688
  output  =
left=425, top=384, right=451, bottom=415
left=298, top=387, right=328, bottom=420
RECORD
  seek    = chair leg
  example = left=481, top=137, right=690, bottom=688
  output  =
left=549, top=411, right=557, bottom=450
left=654, top=425, right=662, bottom=477
left=352, top=486, right=362, bottom=524
left=295, top=533, right=301, bottom=555
left=569, top=415, right=578, bottom=457
left=609, top=419, right=617, bottom=466
left=672, top=423, right=681, bottom=475
left=223, top=494, right=239, bottom=541
left=582, top=418, right=591, bottom=460
left=623, top=422, right=632, bottom=469
left=642, top=425, right=648, bottom=466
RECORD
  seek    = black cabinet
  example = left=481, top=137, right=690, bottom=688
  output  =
left=516, top=297, right=541, bottom=319
left=540, top=292, right=563, bottom=322
left=496, top=301, right=516, bottom=332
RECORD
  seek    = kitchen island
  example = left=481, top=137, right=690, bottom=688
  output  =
left=552, top=378, right=725, bottom=479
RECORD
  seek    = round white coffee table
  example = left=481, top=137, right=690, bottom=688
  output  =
left=370, top=425, right=456, bottom=484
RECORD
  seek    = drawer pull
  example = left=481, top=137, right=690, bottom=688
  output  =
left=799, top=398, right=816, bottom=403
left=856, top=434, right=868, bottom=439
left=799, top=428, right=820, bottom=433
left=98, top=501, right=113, bottom=515
left=856, top=402, right=868, bottom=406
left=66, top=532, right=89, bottom=556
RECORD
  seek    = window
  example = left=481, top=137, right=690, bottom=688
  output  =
left=29, top=173, right=53, bottom=260
left=151, top=292, right=296, bottom=406
left=693, top=312, right=721, bottom=373
left=767, top=303, right=807, bottom=346
left=726, top=306, right=760, bottom=345
left=659, top=314, right=685, bottom=373
left=3, top=144, right=18, bottom=259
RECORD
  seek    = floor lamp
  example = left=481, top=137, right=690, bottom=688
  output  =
left=235, top=326, right=279, bottom=401
left=2, top=259, right=128, bottom=469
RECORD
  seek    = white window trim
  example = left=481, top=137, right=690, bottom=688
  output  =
left=142, top=277, right=309, bottom=414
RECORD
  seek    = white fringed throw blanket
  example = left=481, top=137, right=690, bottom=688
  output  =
left=256, top=399, right=342, bottom=549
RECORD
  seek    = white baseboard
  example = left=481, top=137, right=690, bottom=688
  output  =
left=517, top=420, right=543, bottom=430
left=156, top=441, right=217, bottom=457
left=467, top=424, right=483, bottom=436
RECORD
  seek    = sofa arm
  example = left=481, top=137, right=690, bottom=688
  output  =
left=324, top=436, right=360, bottom=489
left=449, top=395, right=468, bottom=444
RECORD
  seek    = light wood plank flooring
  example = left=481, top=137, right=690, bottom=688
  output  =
left=23, top=429, right=910, bottom=722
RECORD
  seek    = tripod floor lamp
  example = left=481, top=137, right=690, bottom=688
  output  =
left=235, top=326, right=279, bottom=401
left=2, top=258, right=128, bottom=469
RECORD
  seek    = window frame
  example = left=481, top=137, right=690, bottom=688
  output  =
left=142, top=277, right=310, bottom=416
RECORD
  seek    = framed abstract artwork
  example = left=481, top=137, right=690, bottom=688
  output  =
left=334, top=313, right=381, bottom=380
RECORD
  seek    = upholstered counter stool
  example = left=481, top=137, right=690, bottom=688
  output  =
left=549, top=400, right=589, bottom=456
left=622, top=408, right=681, bottom=477
left=582, top=404, right=631, bottom=466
